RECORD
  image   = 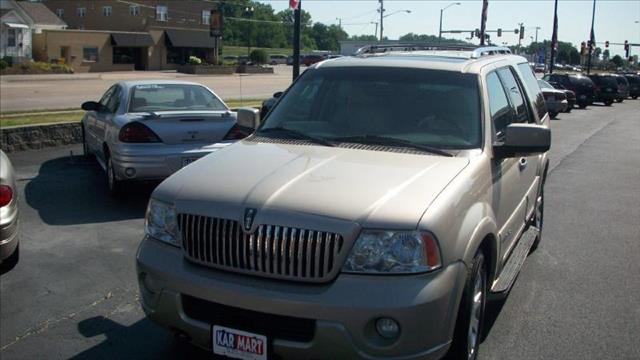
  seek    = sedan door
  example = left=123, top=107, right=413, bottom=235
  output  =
left=94, top=85, right=122, bottom=161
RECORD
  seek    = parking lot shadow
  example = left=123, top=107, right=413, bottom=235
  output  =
left=24, top=154, right=156, bottom=225
left=72, top=316, right=212, bottom=359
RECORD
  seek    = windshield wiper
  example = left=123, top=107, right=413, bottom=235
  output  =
left=258, top=127, right=334, bottom=147
left=331, top=135, right=453, bottom=157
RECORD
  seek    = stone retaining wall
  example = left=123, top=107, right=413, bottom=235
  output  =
left=0, top=122, right=82, bottom=152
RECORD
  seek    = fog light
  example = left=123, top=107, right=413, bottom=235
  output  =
left=141, top=272, right=159, bottom=294
left=125, top=167, right=136, bottom=178
left=375, top=318, right=400, bottom=339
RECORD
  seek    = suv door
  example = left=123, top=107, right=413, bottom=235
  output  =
left=486, top=71, right=524, bottom=261
left=496, top=67, right=539, bottom=259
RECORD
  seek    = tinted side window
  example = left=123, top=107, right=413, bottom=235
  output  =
left=517, top=63, right=546, bottom=121
left=497, top=68, right=531, bottom=123
left=486, top=72, right=512, bottom=137
left=105, top=86, right=121, bottom=113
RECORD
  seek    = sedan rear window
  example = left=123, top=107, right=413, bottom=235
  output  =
left=129, top=84, right=227, bottom=112
left=260, top=67, right=481, bottom=149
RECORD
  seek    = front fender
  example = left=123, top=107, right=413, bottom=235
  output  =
left=456, top=202, right=499, bottom=283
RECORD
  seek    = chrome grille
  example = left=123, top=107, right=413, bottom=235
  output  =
left=178, top=214, right=344, bottom=282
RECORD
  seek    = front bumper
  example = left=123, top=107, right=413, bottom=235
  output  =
left=136, top=237, right=467, bottom=360
left=546, top=99, right=567, bottom=113
left=110, top=142, right=232, bottom=181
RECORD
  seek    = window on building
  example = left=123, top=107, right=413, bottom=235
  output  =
left=156, top=5, right=168, bottom=21
left=56, top=8, right=64, bottom=18
left=77, top=7, right=86, bottom=17
left=129, top=5, right=140, bottom=16
left=83, top=47, right=99, bottom=62
left=7, top=29, right=16, bottom=47
left=202, top=10, right=211, bottom=25
left=102, top=6, right=112, bottom=16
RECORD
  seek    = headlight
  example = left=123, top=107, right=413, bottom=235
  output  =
left=342, top=230, right=441, bottom=274
left=145, top=199, right=181, bottom=247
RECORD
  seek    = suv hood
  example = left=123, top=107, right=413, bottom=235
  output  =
left=156, top=141, right=469, bottom=229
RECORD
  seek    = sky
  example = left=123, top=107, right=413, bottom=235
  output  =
left=259, top=0, right=640, bottom=56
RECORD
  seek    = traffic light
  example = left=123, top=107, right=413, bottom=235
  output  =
left=470, top=31, right=475, bottom=39
left=605, top=41, right=609, bottom=48
left=624, top=40, right=630, bottom=57
left=475, top=29, right=480, bottom=38
left=497, top=28, right=502, bottom=37
left=519, top=25, right=525, bottom=40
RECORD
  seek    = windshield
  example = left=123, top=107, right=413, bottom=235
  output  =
left=538, top=80, right=554, bottom=89
left=129, top=84, right=227, bottom=112
left=258, top=67, right=481, bottom=149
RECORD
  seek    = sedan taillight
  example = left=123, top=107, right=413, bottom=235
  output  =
left=0, top=185, right=13, bottom=207
left=223, top=124, right=253, bottom=140
left=119, top=122, right=161, bottom=143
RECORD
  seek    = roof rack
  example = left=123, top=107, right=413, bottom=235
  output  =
left=354, top=43, right=512, bottom=59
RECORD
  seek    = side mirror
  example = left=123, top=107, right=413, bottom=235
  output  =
left=273, top=91, right=283, bottom=98
left=493, top=123, right=551, bottom=158
left=237, top=107, right=260, bottom=130
left=81, top=101, right=101, bottom=112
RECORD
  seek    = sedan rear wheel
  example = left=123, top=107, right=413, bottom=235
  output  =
left=605, top=100, right=613, bottom=106
left=106, top=154, right=123, bottom=197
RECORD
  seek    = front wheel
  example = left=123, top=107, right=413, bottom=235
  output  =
left=615, top=98, right=623, bottom=103
left=446, top=251, right=487, bottom=360
left=605, top=100, right=613, bottom=106
left=578, top=103, right=587, bottom=109
left=549, top=111, right=558, bottom=119
left=632, top=95, right=638, bottom=99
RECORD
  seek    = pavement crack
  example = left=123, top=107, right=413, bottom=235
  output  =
left=0, top=289, right=133, bottom=352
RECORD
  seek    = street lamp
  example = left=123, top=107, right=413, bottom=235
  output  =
left=371, top=22, right=379, bottom=38
left=378, top=4, right=411, bottom=42
left=243, top=6, right=254, bottom=56
left=439, top=2, right=460, bottom=41
left=384, top=9, right=411, bottom=18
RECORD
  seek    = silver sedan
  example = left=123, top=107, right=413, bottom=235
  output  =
left=0, top=149, right=19, bottom=269
left=81, top=80, right=250, bottom=195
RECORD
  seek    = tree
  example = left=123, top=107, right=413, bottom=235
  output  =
left=593, top=47, right=602, bottom=60
left=611, top=55, right=624, bottom=67
left=249, top=49, right=268, bottom=64
left=602, top=49, right=610, bottom=61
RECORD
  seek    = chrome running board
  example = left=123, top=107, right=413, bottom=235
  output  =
left=491, top=226, right=539, bottom=294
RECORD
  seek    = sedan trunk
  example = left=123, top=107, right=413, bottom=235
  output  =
left=136, top=111, right=237, bottom=145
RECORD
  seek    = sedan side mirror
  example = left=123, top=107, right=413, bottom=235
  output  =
left=493, top=123, right=551, bottom=158
left=273, top=91, right=283, bottom=98
left=81, top=101, right=105, bottom=112
left=237, top=107, right=260, bottom=130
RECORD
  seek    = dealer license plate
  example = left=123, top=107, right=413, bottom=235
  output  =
left=213, top=325, right=267, bottom=360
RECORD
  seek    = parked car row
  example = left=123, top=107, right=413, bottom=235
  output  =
left=542, top=72, right=640, bottom=110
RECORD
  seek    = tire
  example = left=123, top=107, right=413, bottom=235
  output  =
left=530, top=182, right=545, bottom=253
left=1, top=243, right=19, bottom=273
left=82, top=125, right=91, bottom=158
left=578, top=103, right=587, bottom=109
left=446, top=251, right=487, bottom=360
left=615, top=98, right=623, bottom=103
left=605, top=100, right=613, bottom=106
left=549, top=112, right=558, bottom=119
left=106, top=152, right=123, bottom=197
left=565, top=107, right=572, bottom=113
left=632, top=95, right=638, bottom=99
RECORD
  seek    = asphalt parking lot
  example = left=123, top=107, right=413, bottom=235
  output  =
left=1, top=101, right=639, bottom=359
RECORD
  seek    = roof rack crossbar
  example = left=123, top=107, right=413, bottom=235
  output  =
left=354, top=43, right=512, bottom=58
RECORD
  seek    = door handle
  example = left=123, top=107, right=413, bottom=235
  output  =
left=518, top=157, right=528, bottom=170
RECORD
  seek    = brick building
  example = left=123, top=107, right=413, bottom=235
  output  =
left=34, top=0, right=219, bottom=71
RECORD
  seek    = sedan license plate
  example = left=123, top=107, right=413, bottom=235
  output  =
left=182, top=157, right=200, bottom=168
left=579, top=95, right=587, bottom=100
left=547, top=96, right=555, bottom=101
left=213, top=325, right=267, bottom=360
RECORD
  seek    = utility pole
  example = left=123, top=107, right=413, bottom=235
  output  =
left=293, top=0, right=301, bottom=81
left=586, top=0, right=596, bottom=74
left=336, top=17, right=342, bottom=28
left=379, top=0, right=384, bottom=42
left=549, top=0, right=558, bottom=73
left=534, top=26, right=541, bottom=43
left=479, top=0, right=488, bottom=46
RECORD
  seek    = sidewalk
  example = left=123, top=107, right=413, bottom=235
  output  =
left=0, top=71, right=188, bottom=83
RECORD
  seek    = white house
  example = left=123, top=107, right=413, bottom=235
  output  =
left=1, top=0, right=65, bottom=62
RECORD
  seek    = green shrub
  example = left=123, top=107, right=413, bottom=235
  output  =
left=188, top=56, right=202, bottom=65
left=249, top=49, right=268, bottom=65
left=0, top=59, right=7, bottom=70
left=1, top=56, right=12, bottom=67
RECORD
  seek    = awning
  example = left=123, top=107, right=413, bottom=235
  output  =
left=111, top=33, right=154, bottom=47
left=164, top=29, right=215, bottom=48
left=5, top=22, right=29, bottom=29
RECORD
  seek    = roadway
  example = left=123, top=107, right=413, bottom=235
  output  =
left=1, top=101, right=639, bottom=359
left=0, top=66, right=296, bottom=112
